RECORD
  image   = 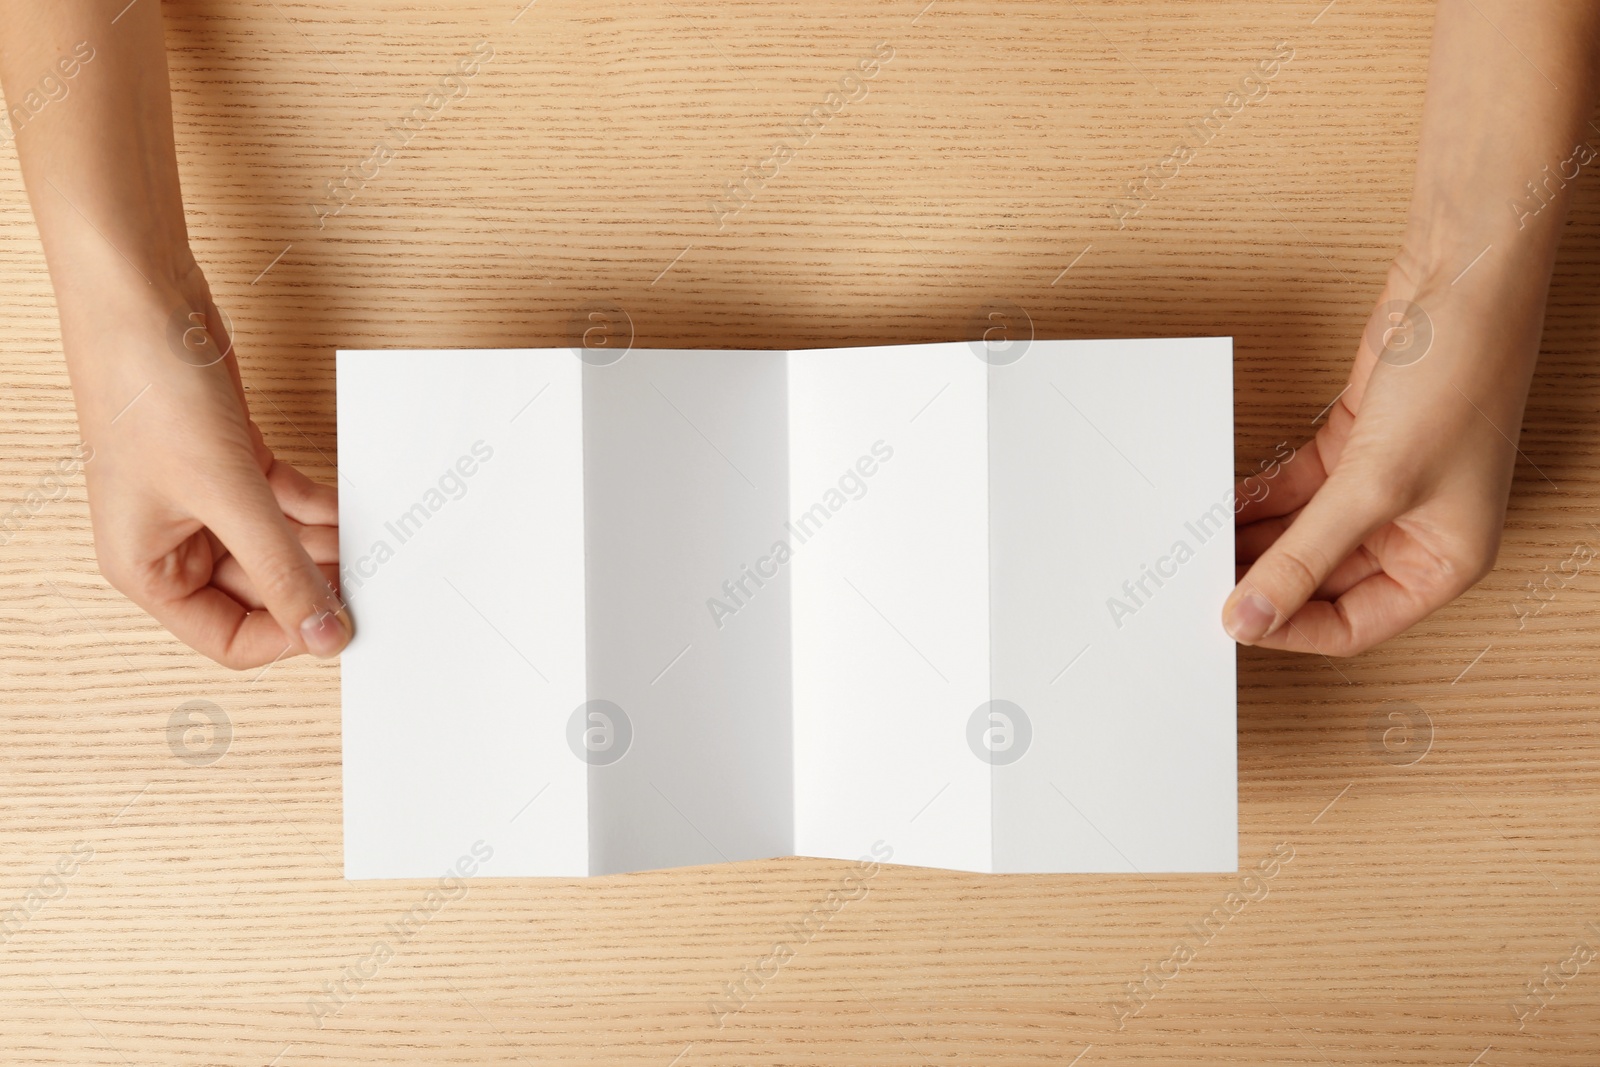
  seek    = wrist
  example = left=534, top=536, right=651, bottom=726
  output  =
left=48, top=238, right=203, bottom=317
left=54, top=246, right=209, bottom=340
left=1391, top=196, right=1561, bottom=323
left=1379, top=224, right=1553, bottom=419
left=1398, top=149, right=1579, bottom=292
left=55, top=262, right=224, bottom=419
left=1394, top=225, right=1557, bottom=301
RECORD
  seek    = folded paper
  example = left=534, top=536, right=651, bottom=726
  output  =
left=337, top=339, right=1236, bottom=878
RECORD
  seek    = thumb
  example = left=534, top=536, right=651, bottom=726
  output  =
left=1223, top=477, right=1392, bottom=646
left=206, top=475, right=352, bottom=658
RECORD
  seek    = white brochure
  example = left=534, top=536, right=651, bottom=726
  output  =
left=337, top=339, right=1236, bottom=878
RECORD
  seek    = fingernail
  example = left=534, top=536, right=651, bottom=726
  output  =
left=300, top=607, right=351, bottom=657
left=1225, top=593, right=1278, bottom=644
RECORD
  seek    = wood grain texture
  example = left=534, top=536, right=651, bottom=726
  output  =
left=2, top=0, right=1599, bottom=1063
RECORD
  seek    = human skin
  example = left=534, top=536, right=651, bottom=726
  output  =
left=0, top=1, right=348, bottom=669
left=1225, top=0, right=1600, bottom=655
left=1, top=4, right=1595, bottom=667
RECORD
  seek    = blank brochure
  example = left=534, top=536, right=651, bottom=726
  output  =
left=337, top=338, right=1236, bottom=878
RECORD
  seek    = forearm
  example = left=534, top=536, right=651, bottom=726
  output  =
left=1401, top=0, right=1600, bottom=294
left=0, top=2, right=193, bottom=327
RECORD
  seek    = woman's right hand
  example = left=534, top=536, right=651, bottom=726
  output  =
left=66, top=267, right=349, bottom=670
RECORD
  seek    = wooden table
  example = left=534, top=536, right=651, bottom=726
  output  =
left=2, top=0, right=1598, bottom=1062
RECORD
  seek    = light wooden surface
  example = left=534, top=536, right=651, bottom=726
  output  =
left=2, top=0, right=1599, bottom=1063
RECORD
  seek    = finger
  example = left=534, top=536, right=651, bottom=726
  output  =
left=212, top=523, right=339, bottom=606
left=267, top=459, right=338, bottom=527
left=118, top=533, right=305, bottom=669
left=210, top=563, right=257, bottom=611
left=1237, top=510, right=1385, bottom=599
left=214, top=560, right=340, bottom=611
left=1249, top=569, right=1447, bottom=656
left=159, top=591, right=303, bottom=669
left=204, top=476, right=351, bottom=659
left=1222, top=476, right=1395, bottom=646
left=1234, top=437, right=1328, bottom=527
left=202, top=526, right=230, bottom=565
left=1236, top=511, right=1297, bottom=565
left=1318, top=542, right=1384, bottom=599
